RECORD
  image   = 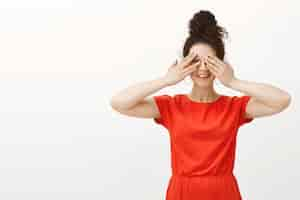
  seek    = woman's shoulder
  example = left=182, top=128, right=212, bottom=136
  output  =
left=153, top=94, right=188, bottom=110
left=224, top=94, right=251, bottom=103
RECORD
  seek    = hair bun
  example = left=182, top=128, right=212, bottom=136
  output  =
left=189, top=10, right=217, bottom=37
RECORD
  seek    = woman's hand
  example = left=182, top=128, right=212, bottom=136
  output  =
left=205, top=55, right=236, bottom=87
left=163, top=53, right=200, bottom=86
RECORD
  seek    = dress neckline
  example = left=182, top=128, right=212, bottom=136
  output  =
left=182, top=94, right=225, bottom=105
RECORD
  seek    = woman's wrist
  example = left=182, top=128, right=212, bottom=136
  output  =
left=158, top=76, right=172, bottom=87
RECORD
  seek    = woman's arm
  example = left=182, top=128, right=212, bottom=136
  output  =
left=110, top=76, right=170, bottom=110
left=228, top=78, right=291, bottom=118
left=204, top=55, right=291, bottom=119
left=110, top=52, right=199, bottom=118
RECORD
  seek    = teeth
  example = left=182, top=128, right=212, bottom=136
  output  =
left=199, top=75, right=209, bottom=78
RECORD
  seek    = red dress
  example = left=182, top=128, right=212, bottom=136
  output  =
left=153, top=94, right=254, bottom=200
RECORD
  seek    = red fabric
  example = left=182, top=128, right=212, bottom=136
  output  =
left=153, top=94, right=254, bottom=200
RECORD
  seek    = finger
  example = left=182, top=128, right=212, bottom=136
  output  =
left=182, top=60, right=200, bottom=74
left=207, top=61, right=219, bottom=71
left=182, top=60, right=199, bottom=72
left=206, top=62, right=219, bottom=75
left=207, top=56, right=218, bottom=64
left=182, top=53, right=197, bottom=67
left=181, top=53, right=198, bottom=68
left=207, top=66, right=218, bottom=77
left=182, top=52, right=195, bottom=62
left=207, top=55, right=220, bottom=61
left=208, top=55, right=224, bottom=66
left=206, top=57, right=221, bottom=70
left=214, top=56, right=224, bottom=63
left=183, top=65, right=197, bottom=76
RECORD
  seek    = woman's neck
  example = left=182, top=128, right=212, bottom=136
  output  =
left=188, top=86, right=220, bottom=102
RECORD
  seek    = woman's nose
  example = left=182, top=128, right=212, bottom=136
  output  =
left=197, top=57, right=208, bottom=70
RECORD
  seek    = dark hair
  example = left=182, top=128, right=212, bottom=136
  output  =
left=183, top=10, right=228, bottom=60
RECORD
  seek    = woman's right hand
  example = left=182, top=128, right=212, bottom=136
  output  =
left=163, top=52, right=201, bottom=86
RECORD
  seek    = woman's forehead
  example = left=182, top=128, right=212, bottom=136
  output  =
left=190, top=43, right=216, bottom=57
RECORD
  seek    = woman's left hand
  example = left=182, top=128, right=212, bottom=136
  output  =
left=205, top=55, right=236, bottom=87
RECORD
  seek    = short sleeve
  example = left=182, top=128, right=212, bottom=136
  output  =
left=153, top=94, right=172, bottom=129
left=238, top=95, right=254, bottom=127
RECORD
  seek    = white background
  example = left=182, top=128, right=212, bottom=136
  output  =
left=0, top=0, right=299, bottom=199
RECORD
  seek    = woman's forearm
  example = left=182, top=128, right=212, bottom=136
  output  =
left=228, top=78, right=291, bottom=109
left=110, top=76, right=170, bottom=110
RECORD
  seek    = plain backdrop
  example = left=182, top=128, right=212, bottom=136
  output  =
left=0, top=0, right=299, bottom=199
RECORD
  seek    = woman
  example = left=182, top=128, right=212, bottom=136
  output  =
left=110, top=10, right=291, bottom=200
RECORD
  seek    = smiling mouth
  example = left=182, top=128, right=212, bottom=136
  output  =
left=196, top=74, right=210, bottom=78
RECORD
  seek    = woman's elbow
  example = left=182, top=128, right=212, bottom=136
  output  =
left=278, top=92, right=292, bottom=111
